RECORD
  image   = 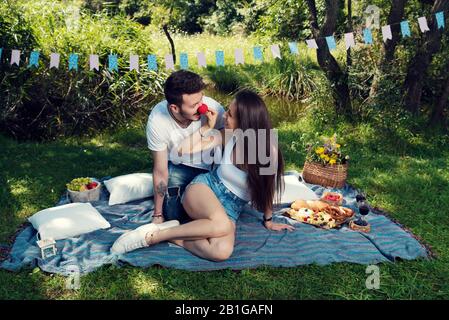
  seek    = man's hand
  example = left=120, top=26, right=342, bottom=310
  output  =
left=152, top=214, right=165, bottom=224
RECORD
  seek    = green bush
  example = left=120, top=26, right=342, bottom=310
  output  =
left=0, top=0, right=165, bottom=140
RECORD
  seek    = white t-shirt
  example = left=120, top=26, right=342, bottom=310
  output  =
left=146, top=96, right=225, bottom=170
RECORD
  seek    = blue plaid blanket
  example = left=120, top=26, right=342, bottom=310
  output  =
left=0, top=173, right=430, bottom=275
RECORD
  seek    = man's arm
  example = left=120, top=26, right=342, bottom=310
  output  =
left=152, top=150, right=169, bottom=223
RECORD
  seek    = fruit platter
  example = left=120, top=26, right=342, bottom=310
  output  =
left=285, top=199, right=354, bottom=229
left=321, top=191, right=343, bottom=206
left=66, top=177, right=101, bottom=203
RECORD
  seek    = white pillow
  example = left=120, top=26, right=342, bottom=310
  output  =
left=104, top=173, right=153, bottom=206
left=275, top=174, right=319, bottom=204
left=28, top=202, right=110, bottom=241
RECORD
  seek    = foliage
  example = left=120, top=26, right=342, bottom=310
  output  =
left=0, top=0, right=165, bottom=140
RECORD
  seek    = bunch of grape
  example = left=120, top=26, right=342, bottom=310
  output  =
left=66, top=177, right=92, bottom=192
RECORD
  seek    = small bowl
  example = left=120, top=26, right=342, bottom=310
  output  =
left=67, top=178, right=101, bottom=203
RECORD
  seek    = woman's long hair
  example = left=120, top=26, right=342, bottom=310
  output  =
left=234, top=89, right=285, bottom=213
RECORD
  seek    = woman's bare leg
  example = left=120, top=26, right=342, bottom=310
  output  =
left=147, top=183, right=236, bottom=261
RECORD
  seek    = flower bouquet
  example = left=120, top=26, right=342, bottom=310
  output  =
left=302, top=134, right=349, bottom=188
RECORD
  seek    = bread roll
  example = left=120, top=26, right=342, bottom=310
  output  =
left=291, top=199, right=309, bottom=210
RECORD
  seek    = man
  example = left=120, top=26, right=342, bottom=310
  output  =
left=146, top=70, right=225, bottom=224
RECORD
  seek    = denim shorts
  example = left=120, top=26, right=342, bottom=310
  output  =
left=181, top=168, right=248, bottom=223
left=163, top=162, right=209, bottom=224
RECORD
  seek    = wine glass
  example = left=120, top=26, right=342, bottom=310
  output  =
left=355, top=194, right=370, bottom=226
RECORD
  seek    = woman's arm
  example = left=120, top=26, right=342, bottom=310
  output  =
left=263, top=206, right=295, bottom=232
left=176, top=109, right=224, bottom=155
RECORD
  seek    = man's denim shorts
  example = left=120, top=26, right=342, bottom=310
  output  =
left=181, top=167, right=248, bottom=223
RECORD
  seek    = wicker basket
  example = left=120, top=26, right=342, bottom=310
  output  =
left=68, top=179, right=101, bottom=203
left=302, top=161, right=348, bottom=188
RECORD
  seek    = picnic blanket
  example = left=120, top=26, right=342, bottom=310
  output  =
left=0, top=172, right=430, bottom=276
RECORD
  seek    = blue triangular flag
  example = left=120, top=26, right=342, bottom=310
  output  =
left=147, top=54, right=157, bottom=71
left=180, top=53, right=189, bottom=69
left=108, top=54, right=118, bottom=71
left=325, top=36, right=337, bottom=51
left=400, top=20, right=411, bottom=37
left=215, top=50, right=224, bottom=66
left=288, top=42, right=298, bottom=55
left=363, top=28, right=373, bottom=44
left=253, top=46, right=263, bottom=61
left=436, top=11, right=445, bottom=29
left=68, top=53, right=78, bottom=71
left=28, top=51, right=40, bottom=68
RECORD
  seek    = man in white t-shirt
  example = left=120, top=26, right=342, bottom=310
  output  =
left=146, top=70, right=225, bottom=224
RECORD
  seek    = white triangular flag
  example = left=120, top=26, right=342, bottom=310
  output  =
left=10, top=50, right=21, bottom=66
left=418, top=17, right=430, bottom=33
left=234, top=48, right=244, bottom=65
left=89, top=54, right=99, bottom=71
left=382, top=25, right=392, bottom=42
left=50, top=53, right=60, bottom=69
left=344, top=32, right=356, bottom=50
left=306, top=39, right=318, bottom=49
left=130, top=54, right=139, bottom=72
left=270, top=44, right=281, bottom=59
left=196, top=52, right=206, bottom=68
left=165, top=54, right=175, bottom=70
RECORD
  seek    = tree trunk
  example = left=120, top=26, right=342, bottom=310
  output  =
left=163, top=24, right=176, bottom=64
left=403, top=0, right=449, bottom=115
left=429, top=72, right=449, bottom=127
left=369, top=0, right=408, bottom=99
left=305, top=0, right=352, bottom=118
left=346, top=0, right=352, bottom=68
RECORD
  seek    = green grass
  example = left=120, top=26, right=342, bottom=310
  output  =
left=1, top=107, right=449, bottom=300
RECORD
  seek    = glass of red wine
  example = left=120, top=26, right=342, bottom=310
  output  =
left=355, top=194, right=370, bottom=226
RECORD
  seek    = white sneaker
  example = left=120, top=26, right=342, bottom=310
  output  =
left=111, top=220, right=180, bottom=254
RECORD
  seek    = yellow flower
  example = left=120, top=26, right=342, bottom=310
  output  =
left=320, top=154, right=326, bottom=159
left=329, top=159, right=337, bottom=165
left=324, top=155, right=330, bottom=162
left=336, top=144, right=341, bottom=148
left=315, top=147, right=325, bottom=154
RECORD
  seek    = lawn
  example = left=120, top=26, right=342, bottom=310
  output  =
left=1, top=110, right=448, bottom=300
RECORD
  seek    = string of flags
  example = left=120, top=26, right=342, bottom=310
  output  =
left=0, top=10, right=446, bottom=73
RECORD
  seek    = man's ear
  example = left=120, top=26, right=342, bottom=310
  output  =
left=169, top=104, right=180, bottom=113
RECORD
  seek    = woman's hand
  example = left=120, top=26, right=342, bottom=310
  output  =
left=264, top=220, right=295, bottom=232
left=204, top=108, right=218, bottom=130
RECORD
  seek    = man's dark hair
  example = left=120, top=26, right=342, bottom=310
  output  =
left=164, top=70, right=206, bottom=107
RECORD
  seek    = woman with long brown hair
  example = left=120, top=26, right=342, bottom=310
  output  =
left=111, top=89, right=294, bottom=261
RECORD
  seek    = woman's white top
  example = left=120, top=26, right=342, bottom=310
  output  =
left=217, top=135, right=251, bottom=201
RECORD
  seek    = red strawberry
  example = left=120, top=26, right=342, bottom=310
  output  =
left=198, top=103, right=209, bottom=115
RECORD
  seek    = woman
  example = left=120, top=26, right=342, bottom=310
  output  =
left=111, top=89, right=294, bottom=261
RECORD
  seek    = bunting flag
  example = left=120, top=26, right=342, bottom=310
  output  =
left=215, top=50, right=225, bottom=66
left=180, top=53, right=188, bottom=69
left=2, top=7, right=448, bottom=74
left=418, top=17, right=430, bottom=33
left=325, top=36, right=337, bottom=51
left=436, top=11, right=445, bottom=29
left=344, top=32, right=356, bottom=50
left=89, top=54, right=99, bottom=71
left=68, top=53, right=78, bottom=71
left=196, top=52, right=206, bottom=68
left=108, top=54, right=118, bottom=71
left=147, top=54, right=157, bottom=71
left=288, top=42, right=298, bottom=54
left=234, top=48, right=244, bottom=65
left=382, top=25, right=393, bottom=42
left=306, top=39, right=318, bottom=49
left=50, top=53, right=60, bottom=69
left=10, top=50, right=20, bottom=66
left=28, top=51, right=39, bottom=68
left=253, top=46, right=263, bottom=61
left=400, top=20, right=411, bottom=37
left=164, top=54, right=174, bottom=70
left=129, top=54, right=139, bottom=72
left=363, top=28, right=373, bottom=44
left=270, top=44, right=281, bottom=59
